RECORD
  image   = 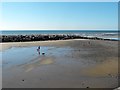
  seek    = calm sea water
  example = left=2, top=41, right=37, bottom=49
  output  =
left=1, top=30, right=119, bottom=40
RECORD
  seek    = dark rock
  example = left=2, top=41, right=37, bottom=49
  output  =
left=0, top=34, right=117, bottom=43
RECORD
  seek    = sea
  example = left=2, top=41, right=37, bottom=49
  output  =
left=1, top=30, right=119, bottom=40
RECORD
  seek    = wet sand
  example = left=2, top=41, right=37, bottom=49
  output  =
left=1, top=39, right=118, bottom=88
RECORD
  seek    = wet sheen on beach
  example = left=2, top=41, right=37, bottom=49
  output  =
left=1, top=39, right=118, bottom=88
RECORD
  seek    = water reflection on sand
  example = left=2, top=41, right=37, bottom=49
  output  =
left=2, top=43, right=118, bottom=88
left=2, top=46, right=74, bottom=68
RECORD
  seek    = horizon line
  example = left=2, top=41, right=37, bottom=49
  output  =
left=0, top=29, right=119, bottom=32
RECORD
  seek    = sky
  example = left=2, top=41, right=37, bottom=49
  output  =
left=1, top=0, right=119, bottom=2
left=1, top=2, right=118, bottom=30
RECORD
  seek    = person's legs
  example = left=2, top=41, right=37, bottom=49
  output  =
left=38, top=51, right=40, bottom=55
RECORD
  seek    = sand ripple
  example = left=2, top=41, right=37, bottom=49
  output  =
left=23, top=57, right=54, bottom=72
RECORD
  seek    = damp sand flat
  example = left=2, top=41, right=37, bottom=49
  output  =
left=1, top=39, right=118, bottom=88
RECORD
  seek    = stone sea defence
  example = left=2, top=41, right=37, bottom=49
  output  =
left=0, top=34, right=117, bottom=42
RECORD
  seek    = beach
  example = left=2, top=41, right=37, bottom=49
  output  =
left=1, top=1, right=118, bottom=89
left=1, top=39, right=118, bottom=88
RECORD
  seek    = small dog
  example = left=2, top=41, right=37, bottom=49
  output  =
left=42, top=53, right=45, bottom=55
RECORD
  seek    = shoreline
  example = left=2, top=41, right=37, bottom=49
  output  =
left=1, top=39, right=118, bottom=52
left=0, top=39, right=87, bottom=51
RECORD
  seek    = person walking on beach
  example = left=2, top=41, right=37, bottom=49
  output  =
left=37, top=46, right=41, bottom=55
